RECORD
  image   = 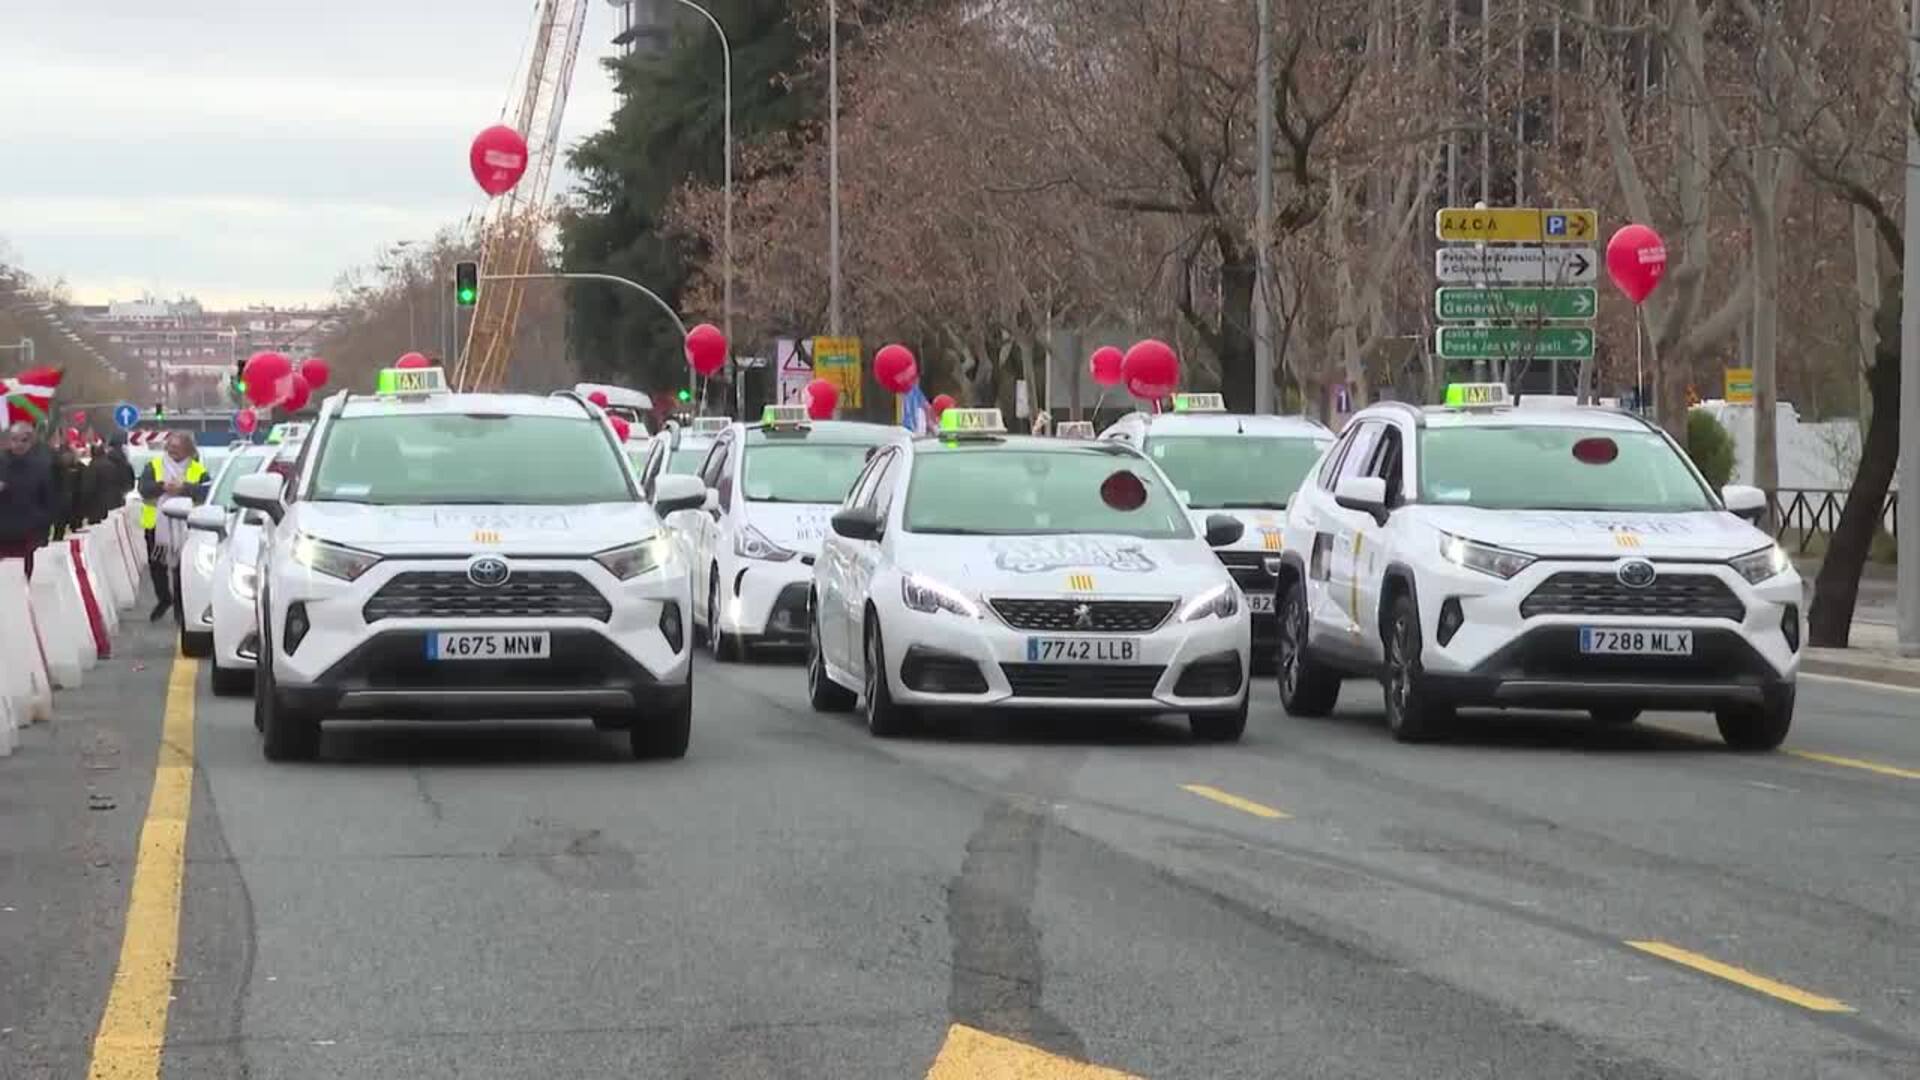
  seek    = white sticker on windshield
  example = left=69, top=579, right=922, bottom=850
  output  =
left=1152, top=444, right=1167, bottom=458
left=334, top=483, right=371, bottom=498
left=1430, top=487, right=1471, bottom=502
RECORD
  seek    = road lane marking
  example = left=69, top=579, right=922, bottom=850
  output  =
left=927, top=1024, right=1141, bottom=1079
left=1801, top=672, right=1920, bottom=695
left=1625, top=940, right=1854, bottom=1013
left=87, top=658, right=197, bottom=1080
left=1181, top=784, right=1290, bottom=820
left=1787, top=750, right=1920, bottom=781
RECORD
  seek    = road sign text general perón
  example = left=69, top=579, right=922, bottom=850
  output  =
left=1435, top=207, right=1597, bottom=244
left=1434, top=287, right=1597, bottom=322
left=1435, top=246, right=1598, bottom=286
left=1436, top=326, right=1595, bottom=361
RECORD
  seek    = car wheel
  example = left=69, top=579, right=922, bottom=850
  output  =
left=1276, top=581, right=1341, bottom=718
left=630, top=682, right=692, bottom=760
left=707, top=576, right=735, bottom=662
left=1716, top=686, right=1794, bottom=751
left=1591, top=706, right=1642, bottom=726
left=807, top=608, right=856, bottom=712
left=209, top=657, right=252, bottom=697
left=863, top=618, right=914, bottom=738
left=1383, top=593, right=1451, bottom=743
left=1189, top=697, right=1248, bottom=743
left=258, top=648, right=320, bottom=762
left=181, top=629, right=213, bottom=659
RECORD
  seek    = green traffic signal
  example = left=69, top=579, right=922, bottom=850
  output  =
left=457, top=286, right=476, bottom=304
left=454, top=261, right=479, bottom=307
left=676, top=388, right=692, bottom=403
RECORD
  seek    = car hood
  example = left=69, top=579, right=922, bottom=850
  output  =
left=1184, top=507, right=1288, bottom=554
left=1419, top=506, right=1774, bottom=559
left=293, top=502, right=661, bottom=556
left=895, top=532, right=1233, bottom=599
left=743, top=502, right=838, bottom=557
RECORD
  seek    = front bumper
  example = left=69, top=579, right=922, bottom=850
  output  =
left=879, top=601, right=1250, bottom=713
left=210, top=565, right=258, bottom=669
left=717, top=557, right=814, bottom=643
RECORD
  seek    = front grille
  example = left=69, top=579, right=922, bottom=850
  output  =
left=1000, top=663, right=1166, bottom=699
left=1519, top=571, right=1745, bottom=622
left=362, top=571, right=612, bottom=623
left=1215, top=550, right=1277, bottom=590
left=989, top=598, right=1175, bottom=633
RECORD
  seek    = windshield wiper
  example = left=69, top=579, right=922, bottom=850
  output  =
left=1215, top=500, right=1288, bottom=509
left=911, top=526, right=1000, bottom=535
left=748, top=496, right=820, bottom=504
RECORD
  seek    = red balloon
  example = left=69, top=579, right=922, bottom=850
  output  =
left=1606, top=223, right=1667, bottom=305
left=609, top=415, right=632, bottom=442
left=930, top=393, right=956, bottom=421
left=396, top=352, right=430, bottom=370
left=1122, top=339, right=1180, bottom=401
left=588, top=390, right=611, bottom=408
left=242, top=352, right=292, bottom=407
left=874, top=344, right=919, bottom=394
left=280, top=373, right=312, bottom=413
left=1100, top=470, right=1149, bottom=512
left=1089, top=346, right=1125, bottom=388
left=235, top=408, right=259, bottom=436
left=64, top=426, right=81, bottom=442
left=805, top=378, right=838, bottom=420
left=470, top=124, right=529, bottom=196
left=299, top=356, right=331, bottom=389
left=685, top=323, right=728, bottom=377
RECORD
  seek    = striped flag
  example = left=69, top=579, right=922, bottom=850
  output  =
left=900, top=383, right=931, bottom=435
left=1, top=366, right=61, bottom=428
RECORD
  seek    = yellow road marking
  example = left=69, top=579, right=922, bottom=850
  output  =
left=1787, top=749, right=1920, bottom=781
left=87, top=658, right=197, bottom=1080
left=1181, top=784, right=1290, bottom=820
left=927, top=1023, right=1141, bottom=1079
left=1625, top=940, right=1854, bottom=1013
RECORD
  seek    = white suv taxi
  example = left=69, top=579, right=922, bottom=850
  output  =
left=637, top=416, right=726, bottom=500
left=1103, top=392, right=1333, bottom=663
left=668, top=405, right=909, bottom=659
left=808, top=408, right=1253, bottom=740
left=1273, top=383, right=1801, bottom=749
left=231, top=365, right=706, bottom=762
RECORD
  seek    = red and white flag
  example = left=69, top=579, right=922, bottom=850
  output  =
left=1, top=366, right=61, bottom=428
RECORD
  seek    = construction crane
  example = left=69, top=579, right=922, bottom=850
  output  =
left=454, top=0, right=590, bottom=391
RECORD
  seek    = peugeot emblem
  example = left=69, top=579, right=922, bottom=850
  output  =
left=1616, top=559, right=1657, bottom=590
left=1072, top=603, right=1094, bottom=631
left=467, top=555, right=511, bottom=589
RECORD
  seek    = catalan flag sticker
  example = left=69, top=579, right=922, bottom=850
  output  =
left=474, top=530, right=502, bottom=545
left=1261, top=530, right=1283, bottom=551
left=1066, top=573, right=1095, bottom=592
left=1613, top=531, right=1642, bottom=549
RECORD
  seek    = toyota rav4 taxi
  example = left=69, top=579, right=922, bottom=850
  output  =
left=807, top=408, right=1253, bottom=740
left=1273, top=383, right=1801, bottom=749
left=231, top=366, right=706, bottom=761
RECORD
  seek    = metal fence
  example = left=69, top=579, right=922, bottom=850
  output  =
left=1768, top=489, right=1899, bottom=554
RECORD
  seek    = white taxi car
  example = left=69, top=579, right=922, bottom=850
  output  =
left=1103, top=392, right=1333, bottom=664
left=1273, top=383, right=1801, bottom=749
left=808, top=408, right=1253, bottom=740
left=231, top=365, right=706, bottom=761
left=178, top=444, right=278, bottom=661
left=189, top=440, right=310, bottom=696
left=637, top=416, right=727, bottom=500
left=671, top=406, right=909, bottom=659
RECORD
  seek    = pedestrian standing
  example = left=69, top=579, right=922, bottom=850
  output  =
left=48, top=439, right=85, bottom=541
left=0, top=420, right=54, bottom=578
left=85, top=431, right=136, bottom=524
left=137, top=431, right=210, bottom=621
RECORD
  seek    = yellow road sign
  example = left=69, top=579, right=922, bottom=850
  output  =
left=1724, top=367, right=1755, bottom=404
left=1435, top=207, right=1597, bottom=244
left=809, top=335, right=862, bottom=409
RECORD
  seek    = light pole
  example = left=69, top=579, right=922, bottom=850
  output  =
left=665, top=0, right=735, bottom=416
left=828, top=0, right=842, bottom=336
left=1252, top=0, right=1274, bottom=414
left=1898, top=0, right=1920, bottom=656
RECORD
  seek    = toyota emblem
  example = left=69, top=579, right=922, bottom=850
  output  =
left=467, top=555, right=511, bottom=589
left=1616, top=559, right=1657, bottom=589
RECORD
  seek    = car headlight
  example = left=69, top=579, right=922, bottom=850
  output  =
left=192, top=541, right=218, bottom=578
left=734, top=524, right=795, bottom=562
left=229, top=563, right=259, bottom=602
left=289, top=533, right=381, bottom=581
left=594, top=536, right=673, bottom=581
left=901, top=573, right=980, bottom=618
left=1178, top=583, right=1240, bottom=622
left=1437, top=531, right=1534, bottom=579
left=1729, top=544, right=1791, bottom=585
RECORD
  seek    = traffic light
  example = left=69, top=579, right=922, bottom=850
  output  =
left=676, top=388, right=692, bottom=403
left=455, top=261, right=478, bottom=307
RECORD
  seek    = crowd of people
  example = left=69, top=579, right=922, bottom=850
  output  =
left=0, top=420, right=138, bottom=579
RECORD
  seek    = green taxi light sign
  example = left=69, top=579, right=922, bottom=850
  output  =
left=1054, top=420, right=1096, bottom=438
left=760, top=404, right=811, bottom=426
left=376, top=366, right=449, bottom=397
left=1443, top=382, right=1511, bottom=408
left=690, top=416, right=730, bottom=435
left=1170, top=392, right=1226, bottom=413
left=938, top=407, right=1006, bottom=434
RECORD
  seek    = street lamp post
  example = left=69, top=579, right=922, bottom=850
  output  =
left=828, top=0, right=842, bottom=336
left=1252, top=0, right=1274, bottom=414
left=482, top=272, right=690, bottom=341
left=666, top=0, right=735, bottom=416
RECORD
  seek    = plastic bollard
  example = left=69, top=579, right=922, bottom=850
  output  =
left=68, top=537, right=112, bottom=661
left=0, top=560, right=54, bottom=723
left=110, top=510, right=143, bottom=604
left=0, top=692, right=17, bottom=756
left=28, top=552, right=85, bottom=689
left=0, top=560, right=40, bottom=724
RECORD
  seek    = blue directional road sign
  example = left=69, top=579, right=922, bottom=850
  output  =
left=112, top=402, right=140, bottom=429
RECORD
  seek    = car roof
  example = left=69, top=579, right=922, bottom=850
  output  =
left=336, top=391, right=594, bottom=420
left=738, top=419, right=910, bottom=444
left=1400, top=403, right=1656, bottom=432
left=1122, top=412, right=1334, bottom=438
left=913, top=433, right=1143, bottom=457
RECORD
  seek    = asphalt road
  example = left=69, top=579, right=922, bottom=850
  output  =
left=6, top=615, right=1920, bottom=1079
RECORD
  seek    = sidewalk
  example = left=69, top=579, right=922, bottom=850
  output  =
left=1801, top=621, right=1920, bottom=690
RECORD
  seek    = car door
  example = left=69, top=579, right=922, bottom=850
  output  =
left=822, top=453, right=885, bottom=672
left=1319, top=421, right=1384, bottom=647
left=691, top=436, right=731, bottom=617
left=1347, top=420, right=1410, bottom=661
left=843, top=449, right=899, bottom=670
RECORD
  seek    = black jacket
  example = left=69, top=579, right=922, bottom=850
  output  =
left=85, top=447, right=136, bottom=522
left=0, top=446, right=55, bottom=544
left=50, top=447, right=86, bottom=530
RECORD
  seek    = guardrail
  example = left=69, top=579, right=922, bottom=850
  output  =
left=1768, top=488, right=1898, bottom=554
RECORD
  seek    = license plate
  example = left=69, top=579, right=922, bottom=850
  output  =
left=426, top=631, right=552, bottom=661
left=1244, top=591, right=1275, bottom=614
left=1025, top=637, right=1139, bottom=663
left=1578, top=627, right=1693, bottom=656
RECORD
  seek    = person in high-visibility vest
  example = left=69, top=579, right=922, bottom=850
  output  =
left=137, top=431, right=210, bottom=622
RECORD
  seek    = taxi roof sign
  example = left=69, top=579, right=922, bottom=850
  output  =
left=759, top=404, right=811, bottom=427
left=1054, top=420, right=1096, bottom=439
left=690, top=416, right=731, bottom=434
left=1171, top=392, right=1226, bottom=413
left=376, top=366, right=449, bottom=397
left=1443, top=382, right=1512, bottom=408
left=938, top=407, right=1007, bottom=435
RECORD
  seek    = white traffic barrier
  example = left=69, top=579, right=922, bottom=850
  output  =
left=86, top=528, right=132, bottom=628
left=29, top=550, right=85, bottom=689
left=75, top=530, right=120, bottom=637
left=0, top=690, right=17, bottom=757
left=111, top=508, right=143, bottom=602
left=0, top=559, right=54, bottom=724
left=55, top=544, right=101, bottom=671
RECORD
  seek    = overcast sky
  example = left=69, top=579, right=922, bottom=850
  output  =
left=0, top=1, right=626, bottom=310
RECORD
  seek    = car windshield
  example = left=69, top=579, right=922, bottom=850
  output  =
left=209, top=452, right=274, bottom=509
left=309, top=413, right=633, bottom=505
left=742, top=438, right=887, bottom=503
left=1144, top=434, right=1330, bottom=509
left=904, top=448, right=1193, bottom=537
left=1418, top=425, right=1713, bottom=512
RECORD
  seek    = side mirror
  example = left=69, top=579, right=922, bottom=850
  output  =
left=1204, top=514, right=1245, bottom=547
left=652, top=474, right=707, bottom=517
left=831, top=506, right=884, bottom=542
left=159, top=496, right=194, bottom=521
left=231, top=472, right=287, bottom=525
left=1334, top=475, right=1389, bottom=523
left=1721, top=484, right=1767, bottom=521
left=186, top=505, right=228, bottom=537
